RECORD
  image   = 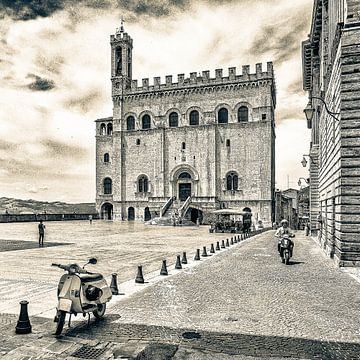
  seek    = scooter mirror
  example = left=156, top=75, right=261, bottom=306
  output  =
left=89, top=258, right=97, bottom=265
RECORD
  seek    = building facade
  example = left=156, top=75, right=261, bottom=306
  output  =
left=302, top=0, right=360, bottom=266
left=96, top=25, right=276, bottom=225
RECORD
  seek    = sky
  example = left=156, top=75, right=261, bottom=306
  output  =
left=0, top=0, right=312, bottom=203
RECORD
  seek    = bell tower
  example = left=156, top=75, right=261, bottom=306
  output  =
left=110, top=20, right=133, bottom=90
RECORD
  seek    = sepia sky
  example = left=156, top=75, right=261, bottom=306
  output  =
left=0, top=0, right=312, bottom=203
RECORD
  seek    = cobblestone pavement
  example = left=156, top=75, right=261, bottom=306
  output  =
left=0, top=230, right=359, bottom=359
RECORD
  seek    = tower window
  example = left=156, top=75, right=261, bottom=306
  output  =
left=100, top=123, right=106, bottom=135
left=104, top=153, right=110, bottom=162
left=226, top=139, right=230, bottom=147
left=115, top=47, right=122, bottom=76
left=226, top=172, right=238, bottom=191
left=103, top=177, right=112, bottom=194
left=138, top=175, right=149, bottom=193
left=182, top=142, right=186, bottom=150
left=107, top=123, right=113, bottom=135
left=262, top=113, right=267, bottom=120
left=127, top=116, right=135, bottom=130
left=238, top=106, right=249, bottom=122
left=218, top=108, right=228, bottom=124
left=136, top=139, right=140, bottom=145
left=169, top=112, right=179, bottom=127
left=142, top=114, right=151, bottom=129
left=189, top=110, right=199, bottom=126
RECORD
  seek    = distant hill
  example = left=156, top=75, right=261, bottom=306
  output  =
left=0, top=197, right=97, bottom=215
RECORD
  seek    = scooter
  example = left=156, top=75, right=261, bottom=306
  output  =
left=279, top=234, right=294, bottom=265
left=51, top=258, right=112, bottom=335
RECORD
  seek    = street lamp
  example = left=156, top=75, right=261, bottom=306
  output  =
left=303, top=96, right=340, bottom=122
left=298, top=177, right=310, bottom=187
left=301, top=154, right=314, bottom=167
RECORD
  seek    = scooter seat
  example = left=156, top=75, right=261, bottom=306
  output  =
left=78, top=273, right=103, bottom=283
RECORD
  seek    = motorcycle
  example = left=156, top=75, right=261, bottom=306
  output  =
left=51, top=258, right=112, bottom=335
left=279, top=234, right=294, bottom=265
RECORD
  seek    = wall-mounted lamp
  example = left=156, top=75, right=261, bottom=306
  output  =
left=301, top=154, right=314, bottom=167
left=303, top=96, right=340, bottom=122
left=298, top=177, right=310, bottom=187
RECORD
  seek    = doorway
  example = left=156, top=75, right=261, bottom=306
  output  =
left=101, top=203, right=113, bottom=220
left=144, top=207, right=151, bottom=221
left=179, top=183, right=191, bottom=201
left=128, top=207, right=135, bottom=221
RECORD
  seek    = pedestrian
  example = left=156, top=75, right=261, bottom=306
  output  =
left=38, top=220, right=45, bottom=247
left=89, top=214, right=93, bottom=225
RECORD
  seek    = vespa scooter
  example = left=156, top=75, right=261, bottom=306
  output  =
left=279, top=234, right=294, bottom=265
left=51, top=258, right=112, bottom=335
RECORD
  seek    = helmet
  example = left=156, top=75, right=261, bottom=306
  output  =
left=280, top=219, right=289, bottom=225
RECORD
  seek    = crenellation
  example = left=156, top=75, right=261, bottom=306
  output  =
left=202, top=70, right=210, bottom=80
left=178, top=74, right=185, bottom=86
left=154, top=76, right=161, bottom=89
left=256, top=63, right=263, bottom=74
left=131, top=80, right=138, bottom=91
left=229, top=67, right=236, bottom=80
left=166, top=75, right=172, bottom=86
left=142, top=78, right=149, bottom=89
left=242, top=65, right=250, bottom=76
left=215, top=68, right=223, bottom=80
left=267, top=61, right=273, bottom=74
left=190, top=72, right=197, bottom=84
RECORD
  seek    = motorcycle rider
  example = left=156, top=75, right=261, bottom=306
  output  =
left=275, top=219, right=294, bottom=256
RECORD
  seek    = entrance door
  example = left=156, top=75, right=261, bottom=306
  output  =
left=179, top=183, right=191, bottom=201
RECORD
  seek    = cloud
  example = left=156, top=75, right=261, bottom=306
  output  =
left=27, top=74, right=55, bottom=91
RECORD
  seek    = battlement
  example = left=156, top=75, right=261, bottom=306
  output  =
left=122, top=62, right=274, bottom=94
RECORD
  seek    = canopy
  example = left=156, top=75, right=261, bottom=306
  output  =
left=212, top=209, right=251, bottom=215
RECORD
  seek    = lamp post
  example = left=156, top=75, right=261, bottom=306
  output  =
left=298, top=177, right=310, bottom=187
left=303, top=96, right=340, bottom=123
left=301, top=154, right=314, bottom=167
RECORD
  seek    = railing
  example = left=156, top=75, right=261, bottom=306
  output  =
left=160, top=196, right=175, bottom=217
left=179, top=196, right=192, bottom=220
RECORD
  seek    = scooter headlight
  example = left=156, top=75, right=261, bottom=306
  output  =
left=69, top=265, right=77, bottom=274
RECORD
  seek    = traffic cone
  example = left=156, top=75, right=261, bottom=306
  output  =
left=160, top=260, right=168, bottom=275
left=216, top=241, right=220, bottom=251
left=226, top=238, right=230, bottom=247
left=202, top=246, right=208, bottom=257
left=181, top=252, right=188, bottom=264
left=175, top=255, right=182, bottom=269
left=230, top=237, right=234, bottom=245
left=15, top=301, right=32, bottom=334
left=194, top=249, right=200, bottom=260
left=135, top=265, right=145, bottom=284
left=210, top=243, right=215, bottom=253
left=110, top=273, right=119, bottom=295
left=221, top=240, right=225, bottom=248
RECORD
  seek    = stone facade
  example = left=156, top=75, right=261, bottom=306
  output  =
left=96, top=25, right=276, bottom=225
left=302, top=0, right=360, bottom=266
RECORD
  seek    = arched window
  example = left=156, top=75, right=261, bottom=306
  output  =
left=169, top=112, right=178, bottom=127
left=238, top=106, right=249, bottom=122
left=103, top=178, right=112, bottom=194
left=107, top=123, right=113, bottom=135
left=226, top=172, right=238, bottom=191
left=115, top=47, right=122, bottom=75
left=178, top=172, right=191, bottom=179
left=100, top=123, right=106, bottom=135
left=189, top=110, right=199, bottom=126
left=218, top=108, right=228, bottom=124
left=104, top=153, right=110, bottom=163
left=142, top=114, right=151, bottom=129
left=127, top=116, right=135, bottom=130
left=138, top=175, right=149, bottom=193
left=182, top=142, right=186, bottom=150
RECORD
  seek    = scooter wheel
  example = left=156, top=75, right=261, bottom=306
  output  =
left=93, top=303, right=106, bottom=319
left=55, top=311, right=66, bottom=336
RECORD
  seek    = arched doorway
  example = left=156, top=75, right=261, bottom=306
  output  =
left=178, top=171, right=192, bottom=201
left=144, top=207, right=151, bottom=221
left=128, top=207, right=135, bottom=221
left=189, top=208, right=203, bottom=224
left=242, top=207, right=252, bottom=233
left=101, top=203, right=113, bottom=220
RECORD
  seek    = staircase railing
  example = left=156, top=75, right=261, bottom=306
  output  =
left=179, top=196, right=192, bottom=220
left=160, top=196, right=175, bottom=217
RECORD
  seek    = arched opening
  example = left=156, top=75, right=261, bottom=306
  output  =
left=128, top=207, right=135, bottom=221
left=115, top=47, right=122, bottom=75
left=104, top=153, right=110, bottom=163
left=178, top=172, right=191, bottom=179
left=142, top=114, right=151, bottom=129
left=144, top=207, right=151, bottom=221
left=218, top=108, right=228, bottom=124
left=138, top=175, right=149, bottom=192
left=189, top=110, right=199, bottom=126
left=238, top=106, right=249, bottom=122
left=169, top=112, right=179, bottom=127
left=107, top=123, right=113, bottom=135
left=127, top=116, right=135, bottom=130
left=103, top=177, right=112, bottom=195
left=190, top=208, right=202, bottom=224
left=178, top=172, right=192, bottom=201
left=226, top=172, right=238, bottom=190
left=100, top=123, right=106, bottom=135
left=242, top=207, right=252, bottom=233
left=101, top=202, right=113, bottom=220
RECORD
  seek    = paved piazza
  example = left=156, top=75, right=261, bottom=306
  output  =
left=0, top=221, right=359, bottom=359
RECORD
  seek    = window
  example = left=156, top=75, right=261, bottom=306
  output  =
left=103, top=178, right=112, bottom=194
left=104, top=153, right=110, bottom=163
left=115, top=47, right=122, bottom=75
left=107, top=123, right=113, bottom=135
left=100, top=123, right=106, bottom=135
left=169, top=112, right=179, bottom=127
left=136, top=139, right=140, bottom=145
left=226, top=172, right=238, bottom=191
left=226, top=139, right=230, bottom=147
left=138, top=176, right=149, bottom=193
left=178, top=172, right=191, bottom=179
left=182, top=142, right=186, bottom=150
left=127, top=116, right=135, bottom=130
left=189, top=110, right=199, bottom=125
left=238, top=106, right=249, bottom=122
left=218, top=108, right=228, bottom=124
left=142, top=114, right=151, bottom=129
left=262, top=113, right=267, bottom=120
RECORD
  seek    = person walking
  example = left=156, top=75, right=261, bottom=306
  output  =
left=38, top=220, right=45, bottom=247
left=89, top=215, right=93, bottom=225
